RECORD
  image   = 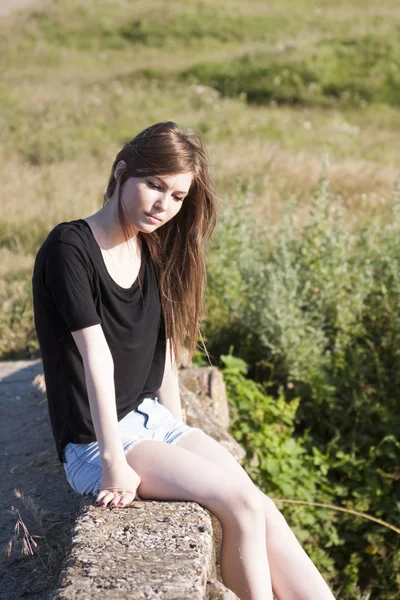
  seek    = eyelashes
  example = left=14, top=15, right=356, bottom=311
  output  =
left=146, top=180, right=184, bottom=202
left=147, top=181, right=160, bottom=190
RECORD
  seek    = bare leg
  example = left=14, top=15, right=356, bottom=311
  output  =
left=174, top=430, right=336, bottom=600
left=258, top=493, right=336, bottom=599
left=125, top=439, right=273, bottom=600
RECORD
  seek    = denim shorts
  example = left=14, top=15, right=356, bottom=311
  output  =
left=62, top=396, right=203, bottom=497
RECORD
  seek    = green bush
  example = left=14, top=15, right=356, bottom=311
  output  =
left=205, top=167, right=400, bottom=598
left=180, top=34, right=400, bottom=108
left=220, top=352, right=339, bottom=584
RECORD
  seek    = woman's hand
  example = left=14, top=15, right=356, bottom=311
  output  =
left=96, top=460, right=143, bottom=508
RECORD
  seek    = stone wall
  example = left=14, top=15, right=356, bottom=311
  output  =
left=51, top=367, right=244, bottom=599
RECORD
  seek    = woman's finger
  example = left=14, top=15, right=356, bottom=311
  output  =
left=96, top=487, right=139, bottom=507
left=95, top=490, right=109, bottom=505
left=97, top=491, right=116, bottom=507
left=118, top=491, right=136, bottom=507
left=110, top=493, right=123, bottom=508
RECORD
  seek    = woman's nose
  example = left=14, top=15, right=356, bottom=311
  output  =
left=154, top=192, right=169, bottom=211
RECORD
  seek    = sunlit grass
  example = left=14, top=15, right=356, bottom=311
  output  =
left=0, top=0, right=399, bottom=358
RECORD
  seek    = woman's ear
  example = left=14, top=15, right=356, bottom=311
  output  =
left=114, top=160, right=127, bottom=181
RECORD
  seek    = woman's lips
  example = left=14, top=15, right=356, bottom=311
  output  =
left=145, top=213, right=162, bottom=223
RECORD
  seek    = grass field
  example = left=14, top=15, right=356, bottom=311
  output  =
left=0, top=0, right=399, bottom=357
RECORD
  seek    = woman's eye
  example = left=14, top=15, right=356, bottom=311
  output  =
left=147, top=181, right=160, bottom=190
left=147, top=181, right=184, bottom=201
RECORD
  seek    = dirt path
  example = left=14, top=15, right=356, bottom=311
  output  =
left=0, top=3, right=81, bottom=598
left=0, top=360, right=81, bottom=599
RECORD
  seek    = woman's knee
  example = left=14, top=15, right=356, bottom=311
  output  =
left=262, top=493, right=279, bottom=515
left=223, top=484, right=266, bottom=526
left=260, top=492, right=291, bottom=529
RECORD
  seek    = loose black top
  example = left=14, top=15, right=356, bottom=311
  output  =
left=32, top=219, right=166, bottom=464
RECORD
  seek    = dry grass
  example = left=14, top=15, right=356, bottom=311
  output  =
left=1, top=489, right=75, bottom=596
left=0, top=0, right=399, bottom=357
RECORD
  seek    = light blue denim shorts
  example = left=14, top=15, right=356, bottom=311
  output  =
left=62, top=396, right=202, bottom=497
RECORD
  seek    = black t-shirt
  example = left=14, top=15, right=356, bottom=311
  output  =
left=32, top=219, right=166, bottom=464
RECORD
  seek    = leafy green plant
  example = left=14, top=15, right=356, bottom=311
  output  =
left=220, top=351, right=339, bottom=585
left=205, top=165, right=400, bottom=598
left=220, top=351, right=400, bottom=599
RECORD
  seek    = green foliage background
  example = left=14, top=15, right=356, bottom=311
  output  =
left=202, top=171, right=400, bottom=599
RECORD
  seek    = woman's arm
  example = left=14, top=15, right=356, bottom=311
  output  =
left=72, top=324, right=127, bottom=467
left=156, top=338, right=183, bottom=422
left=71, top=324, right=142, bottom=507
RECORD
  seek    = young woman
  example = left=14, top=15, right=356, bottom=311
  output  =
left=32, top=121, right=336, bottom=600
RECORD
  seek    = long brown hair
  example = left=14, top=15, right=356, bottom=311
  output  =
left=103, top=121, right=218, bottom=364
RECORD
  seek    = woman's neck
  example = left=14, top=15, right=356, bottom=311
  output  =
left=84, top=197, right=139, bottom=253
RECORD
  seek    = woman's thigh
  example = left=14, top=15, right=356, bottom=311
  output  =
left=125, top=439, right=263, bottom=525
left=172, top=430, right=277, bottom=514
left=174, top=429, right=255, bottom=487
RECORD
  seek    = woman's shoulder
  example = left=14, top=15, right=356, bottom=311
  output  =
left=44, top=219, right=90, bottom=248
left=34, top=220, right=94, bottom=272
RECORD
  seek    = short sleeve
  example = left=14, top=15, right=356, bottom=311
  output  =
left=43, top=240, right=101, bottom=332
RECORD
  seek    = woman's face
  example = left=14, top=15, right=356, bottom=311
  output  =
left=118, top=167, right=193, bottom=233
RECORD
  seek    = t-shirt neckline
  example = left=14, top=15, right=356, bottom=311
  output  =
left=76, top=218, right=146, bottom=292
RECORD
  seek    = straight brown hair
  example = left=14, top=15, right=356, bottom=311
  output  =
left=103, top=121, right=218, bottom=364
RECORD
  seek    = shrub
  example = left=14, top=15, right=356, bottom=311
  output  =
left=205, top=165, right=400, bottom=598
left=220, top=352, right=339, bottom=580
left=180, top=34, right=400, bottom=108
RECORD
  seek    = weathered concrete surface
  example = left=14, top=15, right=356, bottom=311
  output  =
left=179, top=367, right=231, bottom=430
left=54, top=499, right=217, bottom=600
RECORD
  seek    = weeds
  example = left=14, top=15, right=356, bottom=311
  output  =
left=2, top=489, right=75, bottom=596
left=7, top=503, right=39, bottom=559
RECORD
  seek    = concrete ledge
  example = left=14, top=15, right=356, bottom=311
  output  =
left=54, top=499, right=217, bottom=599
left=50, top=368, right=242, bottom=599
